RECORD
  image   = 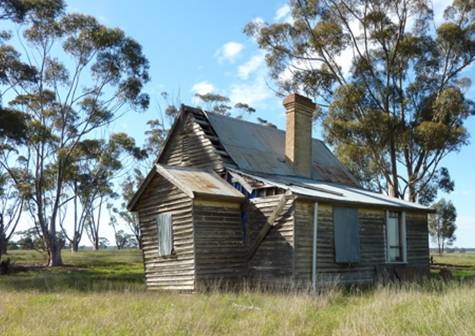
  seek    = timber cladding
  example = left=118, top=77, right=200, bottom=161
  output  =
left=294, top=200, right=429, bottom=285
left=134, top=172, right=429, bottom=290
left=406, top=212, right=430, bottom=267
left=159, top=113, right=225, bottom=172
left=136, top=174, right=195, bottom=291
left=247, top=195, right=295, bottom=281
left=193, top=200, right=247, bottom=289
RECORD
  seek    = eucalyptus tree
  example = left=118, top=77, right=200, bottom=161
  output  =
left=194, top=93, right=256, bottom=118
left=429, top=198, right=457, bottom=255
left=0, top=0, right=149, bottom=265
left=61, top=133, right=145, bottom=251
left=0, top=0, right=32, bottom=256
left=111, top=171, right=144, bottom=249
left=245, top=0, right=474, bottom=203
left=0, top=173, right=23, bottom=255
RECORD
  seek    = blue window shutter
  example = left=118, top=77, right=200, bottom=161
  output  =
left=157, top=213, right=173, bottom=257
left=334, top=207, right=360, bottom=263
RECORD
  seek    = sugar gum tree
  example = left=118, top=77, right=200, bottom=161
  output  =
left=0, top=0, right=149, bottom=265
left=245, top=0, right=474, bottom=203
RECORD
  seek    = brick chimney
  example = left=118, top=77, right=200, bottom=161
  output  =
left=283, top=93, right=315, bottom=178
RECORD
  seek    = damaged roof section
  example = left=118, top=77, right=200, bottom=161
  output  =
left=128, top=164, right=245, bottom=211
left=155, top=164, right=245, bottom=201
left=204, top=111, right=359, bottom=186
left=230, top=169, right=432, bottom=212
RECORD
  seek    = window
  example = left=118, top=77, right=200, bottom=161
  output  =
left=386, top=211, right=406, bottom=263
left=157, top=213, right=173, bottom=257
left=334, top=207, right=360, bottom=263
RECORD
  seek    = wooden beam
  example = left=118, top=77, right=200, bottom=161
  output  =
left=247, top=192, right=292, bottom=261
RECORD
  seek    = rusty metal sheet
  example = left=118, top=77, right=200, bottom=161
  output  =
left=156, top=164, right=245, bottom=200
left=205, top=112, right=359, bottom=186
left=230, top=169, right=431, bottom=211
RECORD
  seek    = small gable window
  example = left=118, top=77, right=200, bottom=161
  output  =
left=157, top=213, right=173, bottom=257
left=334, top=207, right=360, bottom=264
left=386, top=211, right=406, bottom=263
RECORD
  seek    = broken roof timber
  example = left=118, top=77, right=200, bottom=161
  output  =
left=230, top=169, right=433, bottom=213
left=204, top=110, right=359, bottom=186
left=155, top=164, right=245, bottom=201
left=128, top=164, right=245, bottom=211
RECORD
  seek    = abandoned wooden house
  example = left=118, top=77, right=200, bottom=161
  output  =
left=128, top=93, right=432, bottom=291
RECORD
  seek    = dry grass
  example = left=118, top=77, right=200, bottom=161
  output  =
left=0, top=250, right=475, bottom=335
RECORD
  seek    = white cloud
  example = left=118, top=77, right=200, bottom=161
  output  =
left=252, top=17, right=265, bottom=26
left=274, top=4, right=291, bottom=22
left=215, top=42, right=244, bottom=63
left=238, top=53, right=266, bottom=80
left=191, top=81, right=215, bottom=95
left=230, top=70, right=272, bottom=107
left=191, top=81, right=216, bottom=104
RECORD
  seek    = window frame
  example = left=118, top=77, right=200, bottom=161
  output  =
left=385, top=210, right=407, bottom=264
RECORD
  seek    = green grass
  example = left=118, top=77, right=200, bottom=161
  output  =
left=0, top=250, right=475, bottom=335
left=0, top=249, right=145, bottom=292
left=432, top=252, right=475, bottom=278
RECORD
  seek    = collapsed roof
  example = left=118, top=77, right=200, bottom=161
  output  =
left=204, top=111, right=359, bottom=186
left=129, top=105, right=431, bottom=212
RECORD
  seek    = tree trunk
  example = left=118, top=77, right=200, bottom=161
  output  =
left=47, top=235, right=63, bottom=267
left=71, top=239, right=79, bottom=252
left=0, top=215, right=5, bottom=257
left=0, top=237, right=7, bottom=255
left=438, top=233, right=443, bottom=256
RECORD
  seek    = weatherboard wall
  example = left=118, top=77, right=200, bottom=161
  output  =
left=193, top=199, right=247, bottom=288
left=247, top=195, right=295, bottom=282
left=135, top=174, right=195, bottom=290
left=294, top=200, right=429, bottom=285
left=406, top=212, right=430, bottom=267
left=158, top=111, right=225, bottom=171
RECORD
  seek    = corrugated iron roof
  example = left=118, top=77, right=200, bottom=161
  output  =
left=204, top=111, right=359, bottom=186
left=155, top=164, right=245, bottom=200
left=230, top=169, right=431, bottom=212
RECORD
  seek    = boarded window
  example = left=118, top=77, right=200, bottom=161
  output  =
left=157, top=213, right=173, bottom=257
left=334, top=207, right=360, bottom=263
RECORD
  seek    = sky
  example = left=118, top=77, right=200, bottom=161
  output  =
left=7, top=0, right=475, bottom=247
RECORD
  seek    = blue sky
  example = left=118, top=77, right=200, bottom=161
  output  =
left=71, top=0, right=475, bottom=247
left=11, top=0, right=475, bottom=246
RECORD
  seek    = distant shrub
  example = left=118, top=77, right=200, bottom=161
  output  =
left=0, top=257, right=11, bottom=275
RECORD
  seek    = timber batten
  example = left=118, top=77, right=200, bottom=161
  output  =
left=247, top=194, right=295, bottom=281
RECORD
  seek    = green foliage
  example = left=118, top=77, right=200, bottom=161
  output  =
left=114, top=230, right=137, bottom=249
left=193, top=92, right=257, bottom=118
left=246, top=0, right=475, bottom=203
left=0, top=0, right=36, bottom=21
left=429, top=198, right=457, bottom=255
left=0, top=0, right=150, bottom=265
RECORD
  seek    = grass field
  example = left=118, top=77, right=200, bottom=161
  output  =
left=0, top=249, right=475, bottom=336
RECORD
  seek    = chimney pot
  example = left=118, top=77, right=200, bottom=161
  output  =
left=283, top=93, right=315, bottom=178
